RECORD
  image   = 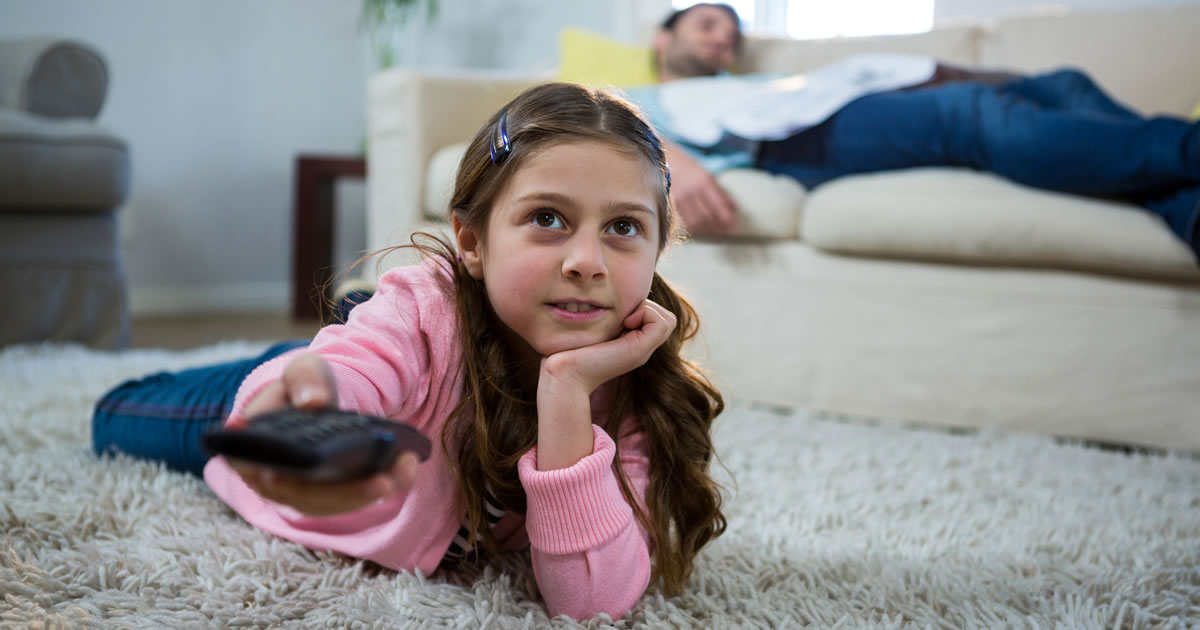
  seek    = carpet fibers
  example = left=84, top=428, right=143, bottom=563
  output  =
left=1, top=343, right=1198, bottom=629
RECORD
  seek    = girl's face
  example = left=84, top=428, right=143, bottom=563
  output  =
left=456, top=140, right=662, bottom=363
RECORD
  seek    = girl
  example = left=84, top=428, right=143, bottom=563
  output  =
left=92, top=82, right=726, bottom=621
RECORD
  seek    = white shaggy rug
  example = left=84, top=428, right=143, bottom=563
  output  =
left=2, top=343, right=1198, bottom=629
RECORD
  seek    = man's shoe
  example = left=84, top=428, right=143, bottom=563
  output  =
left=328, top=278, right=376, bottom=325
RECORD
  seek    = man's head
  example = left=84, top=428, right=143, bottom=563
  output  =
left=654, top=3, right=742, bottom=82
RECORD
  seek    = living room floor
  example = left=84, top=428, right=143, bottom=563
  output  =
left=130, top=313, right=322, bottom=350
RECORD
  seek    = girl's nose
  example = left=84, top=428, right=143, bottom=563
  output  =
left=562, top=236, right=607, bottom=280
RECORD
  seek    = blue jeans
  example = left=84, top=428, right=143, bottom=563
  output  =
left=92, top=340, right=310, bottom=476
left=91, top=289, right=374, bottom=476
left=756, top=69, right=1200, bottom=253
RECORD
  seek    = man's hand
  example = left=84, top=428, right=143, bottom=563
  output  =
left=227, top=352, right=420, bottom=516
left=663, top=139, right=738, bottom=236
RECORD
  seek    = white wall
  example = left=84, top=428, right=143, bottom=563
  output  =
left=1, top=0, right=369, bottom=314
left=935, top=0, right=1200, bottom=21
left=1, top=0, right=664, bottom=316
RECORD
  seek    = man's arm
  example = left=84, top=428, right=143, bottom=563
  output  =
left=661, top=138, right=739, bottom=237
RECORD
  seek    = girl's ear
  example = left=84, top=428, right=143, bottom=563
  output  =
left=452, top=214, right=485, bottom=280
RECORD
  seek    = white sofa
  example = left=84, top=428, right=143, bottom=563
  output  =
left=366, top=6, right=1200, bottom=451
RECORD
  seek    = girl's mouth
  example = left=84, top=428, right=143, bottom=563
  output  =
left=554, top=303, right=599, bottom=313
left=548, top=302, right=608, bottom=320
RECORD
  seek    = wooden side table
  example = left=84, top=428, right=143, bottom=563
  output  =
left=292, top=154, right=367, bottom=320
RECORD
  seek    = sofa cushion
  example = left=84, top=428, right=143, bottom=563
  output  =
left=0, top=109, right=130, bottom=210
left=422, top=141, right=468, bottom=221
left=801, top=168, right=1200, bottom=281
left=0, top=38, right=108, bottom=119
left=712, top=168, right=806, bottom=240
left=557, top=28, right=656, bottom=89
left=422, top=143, right=807, bottom=240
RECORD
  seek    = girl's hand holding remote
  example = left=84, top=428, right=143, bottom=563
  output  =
left=228, top=352, right=421, bottom=516
left=536, top=299, right=677, bottom=470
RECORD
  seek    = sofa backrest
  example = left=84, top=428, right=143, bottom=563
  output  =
left=740, top=24, right=980, bottom=75
left=978, top=5, right=1200, bottom=117
left=737, top=5, right=1200, bottom=118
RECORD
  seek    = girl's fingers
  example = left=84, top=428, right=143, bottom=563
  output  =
left=620, top=300, right=677, bottom=359
left=389, top=452, right=421, bottom=491
left=281, top=353, right=338, bottom=410
left=631, top=300, right=676, bottom=341
left=622, top=301, right=648, bottom=329
left=236, top=380, right=287, bottom=427
left=236, top=353, right=337, bottom=425
left=230, top=453, right=419, bottom=517
left=644, top=299, right=674, bottom=322
left=255, top=472, right=387, bottom=516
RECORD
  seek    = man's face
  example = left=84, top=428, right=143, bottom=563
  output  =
left=657, top=5, right=740, bottom=79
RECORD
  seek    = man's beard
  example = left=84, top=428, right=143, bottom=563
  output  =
left=663, top=48, right=722, bottom=78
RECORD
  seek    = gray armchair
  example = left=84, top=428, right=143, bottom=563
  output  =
left=0, top=38, right=131, bottom=349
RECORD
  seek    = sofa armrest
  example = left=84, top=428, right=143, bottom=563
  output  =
left=366, top=69, right=547, bottom=256
left=0, top=38, right=108, bottom=119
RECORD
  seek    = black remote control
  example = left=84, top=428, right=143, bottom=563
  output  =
left=202, top=408, right=432, bottom=483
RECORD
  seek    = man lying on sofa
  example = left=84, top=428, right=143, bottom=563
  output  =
left=623, top=3, right=1200, bottom=261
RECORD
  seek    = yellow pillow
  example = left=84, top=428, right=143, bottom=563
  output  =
left=557, top=28, right=657, bottom=88
left=1191, top=101, right=1200, bottom=120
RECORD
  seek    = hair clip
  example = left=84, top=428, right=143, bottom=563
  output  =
left=664, top=164, right=672, bottom=193
left=490, top=110, right=511, bottom=164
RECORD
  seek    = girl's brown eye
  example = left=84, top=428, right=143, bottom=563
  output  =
left=535, top=212, right=558, bottom=227
left=607, top=219, right=640, bottom=237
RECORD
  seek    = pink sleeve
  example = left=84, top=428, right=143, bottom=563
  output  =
left=517, top=424, right=652, bottom=621
left=225, top=268, right=444, bottom=428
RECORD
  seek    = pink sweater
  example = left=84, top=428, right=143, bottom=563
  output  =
left=202, top=263, right=652, bottom=620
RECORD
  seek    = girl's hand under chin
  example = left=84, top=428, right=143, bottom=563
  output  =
left=539, top=299, right=678, bottom=395
left=534, top=299, right=676, bottom=470
left=227, top=352, right=421, bottom=517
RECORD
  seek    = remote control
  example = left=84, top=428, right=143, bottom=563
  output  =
left=202, top=408, right=432, bottom=483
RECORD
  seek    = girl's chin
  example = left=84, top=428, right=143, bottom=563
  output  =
left=534, top=332, right=620, bottom=357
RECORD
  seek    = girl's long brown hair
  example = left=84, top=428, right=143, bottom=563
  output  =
left=387, top=83, right=725, bottom=596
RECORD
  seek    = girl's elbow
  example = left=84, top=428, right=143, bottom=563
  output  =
left=547, top=565, right=650, bottom=622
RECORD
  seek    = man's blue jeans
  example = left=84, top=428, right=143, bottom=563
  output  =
left=756, top=69, right=1200, bottom=250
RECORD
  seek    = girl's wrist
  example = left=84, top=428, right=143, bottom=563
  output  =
left=535, top=376, right=595, bottom=470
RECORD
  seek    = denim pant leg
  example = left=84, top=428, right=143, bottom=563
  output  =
left=92, top=340, right=310, bottom=476
left=759, top=83, right=1200, bottom=198
left=995, top=68, right=1142, bottom=121
left=1137, top=183, right=1200, bottom=257
left=1001, top=69, right=1200, bottom=246
left=756, top=89, right=952, bottom=189
left=938, top=82, right=1200, bottom=194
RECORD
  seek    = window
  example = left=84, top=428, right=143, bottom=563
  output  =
left=786, top=0, right=934, bottom=39
left=671, top=0, right=934, bottom=39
